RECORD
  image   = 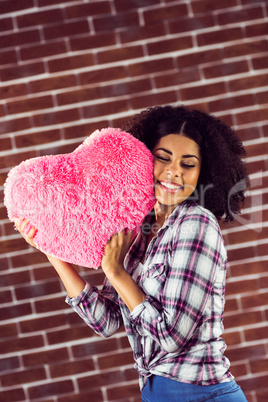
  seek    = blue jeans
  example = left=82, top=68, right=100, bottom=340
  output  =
left=141, top=375, right=248, bottom=401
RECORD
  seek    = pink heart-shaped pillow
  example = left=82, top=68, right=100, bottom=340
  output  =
left=4, top=128, right=155, bottom=268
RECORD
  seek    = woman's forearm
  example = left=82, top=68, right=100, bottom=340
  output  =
left=105, top=266, right=146, bottom=312
left=46, top=255, right=86, bottom=298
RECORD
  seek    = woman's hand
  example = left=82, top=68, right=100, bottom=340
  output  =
left=102, top=229, right=133, bottom=278
left=14, top=218, right=38, bottom=249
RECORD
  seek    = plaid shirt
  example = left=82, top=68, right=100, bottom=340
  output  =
left=66, top=201, right=233, bottom=390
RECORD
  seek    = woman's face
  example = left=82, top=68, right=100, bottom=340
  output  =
left=153, top=134, right=201, bottom=211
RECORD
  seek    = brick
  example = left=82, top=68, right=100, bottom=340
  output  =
left=48, top=53, right=94, bottom=73
left=229, top=74, right=268, bottom=92
left=47, top=325, right=95, bottom=345
left=106, top=382, right=140, bottom=400
left=98, top=350, right=134, bottom=370
left=97, top=44, right=144, bottom=64
left=246, top=21, right=268, bottom=37
left=51, top=358, right=95, bottom=379
left=0, top=323, right=18, bottom=338
left=224, top=40, right=268, bottom=59
left=0, top=61, right=45, bottom=82
left=0, top=49, right=17, bottom=66
left=0, top=136, right=12, bottom=151
left=20, top=314, right=67, bottom=333
left=20, top=40, right=67, bottom=61
left=30, top=74, right=77, bottom=93
left=0, top=237, right=32, bottom=254
left=1, top=270, right=31, bottom=288
left=0, top=17, right=13, bottom=32
left=130, top=90, right=177, bottom=110
left=23, top=347, right=69, bottom=366
left=79, top=65, right=127, bottom=85
left=226, top=245, right=255, bottom=261
left=236, top=108, right=268, bottom=126
left=65, top=1, right=111, bottom=19
left=70, top=31, right=116, bottom=51
left=78, top=370, right=124, bottom=390
left=7, top=95, right=53, bottom=115
left=128, top=57, right=174, bottom=77
left=35, top=296, right=66, bottom=313
left=36, top=141, right=81, bottom=156
left=252, top=55, right=268, bottom=70
left=228, top=362, right=248, bottom=378
left=204, top=60, right=249, bottom=79
left=209, top=94, right=254, bottom=113
left=57, top=390, right=103, bottom=402
left=177, top=49, right=223, bottom=68
left=0, top=0, right=33, bottom=14
left=197, top=27, right=243, bottom=47
left=62, top=121, right=108, bottom=140
left=11, top=250, right=48, bottom=268
left=101, top=78, right=152, bottom=97
left=225, top=344, right=266, bottom=363
left=120, top=22, right=166, bottom=44
left=147, top=35, right=193, bottom=55
left=0, top=289, right=12, bottom=304
left=0, top=29, right=40, bottom=49
left=154, top=67, right=200, bottom=88
left=44, top=20, right=90, bottom=41
left=115, top=0, right=160, bottom=11
left=28, top=380, right=74, bottom=399
left=0, top=356, right=20, bottom=372
left=239, top=375, right=268, bottom=393
left=33, top=265, right=61, bottom=281
left=94, top=11, right=139, bottom=32
left=0, top=334, right=44, bottom=354
left=226, top=278, right=259, bottom=295
left=256, top=390, right=268, bottom=402
left=224, top=297, right=239, bottom=312
left=82, top=99, right=128, bottom=119
left=218, top=6, right=264, bottom=25
left=15, top=280, right=62, bottom=300
left=180, top=82, right=226, bottom=101
left=192, top=0, right=237, bottom=13
left=224, top=310, right=262, bottom=328
left=257, top=91, right=268, bottom=105
left=37, top=0, right=79, bottom=6
left=72, top=338, right=118, bottom=357
left=222, top=331, right=242, bottom=346
left=143, top=3, right=188, bottom=24
left=258, top=243, right=268, bottom=258
left=15, top=129, right=61, bottom=148
left=0, top=257, right=9, bottom=272
left=245, top=325, right=268, bottom=342
left=0, top=83, right=28, bottom=100
left=33, top=108, right=80, bottom=127
left=169, top=14, right=215, bottom=34
left=1, top=367, right=46, bottom=387
left=235, top=126, right=260, bottom=142
left=17, top=8, right=64, bottom=28
left=0, top=388, right=25, bottom=402
left=57, top=87, right=101, bottom=107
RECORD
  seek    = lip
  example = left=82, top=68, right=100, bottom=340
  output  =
left=158, top=180, right=184, bottom=193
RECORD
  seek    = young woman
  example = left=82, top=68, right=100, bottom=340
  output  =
left=16, top=105, right=248, bottom=401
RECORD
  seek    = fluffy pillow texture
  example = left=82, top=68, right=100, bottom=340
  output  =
left=4, top=128, right=155, bottom=268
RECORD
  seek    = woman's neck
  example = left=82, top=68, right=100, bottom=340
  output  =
left=154, top=201, right=178, bottom=228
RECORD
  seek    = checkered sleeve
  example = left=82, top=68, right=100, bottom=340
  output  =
left=130, top=209, right=226, bottom=353
left=66, top=281, right=123, bottom=338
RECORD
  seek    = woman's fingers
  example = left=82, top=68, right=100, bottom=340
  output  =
left=14, top=217, right=38, bottom=248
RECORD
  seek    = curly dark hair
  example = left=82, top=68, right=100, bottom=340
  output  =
left=121, top=104, right=249, bottom=223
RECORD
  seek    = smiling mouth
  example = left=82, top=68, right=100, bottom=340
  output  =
left=159, top=181, right=184, bottom=191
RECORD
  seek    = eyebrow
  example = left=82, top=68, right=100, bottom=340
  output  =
left=155, top=147, right=200, bottom=161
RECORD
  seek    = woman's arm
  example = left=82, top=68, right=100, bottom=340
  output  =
left=15, top=219, right=86, bottom=298
left=101, top=229, right=146, bottom=312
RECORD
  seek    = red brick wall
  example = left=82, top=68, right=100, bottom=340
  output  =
left=0, top=0, right=267, bottom=401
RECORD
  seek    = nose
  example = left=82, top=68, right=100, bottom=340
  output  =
left=165, top=163, right=182, bottom=178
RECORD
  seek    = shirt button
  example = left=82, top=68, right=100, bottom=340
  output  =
left=157, top=317, right=162, bottom=322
